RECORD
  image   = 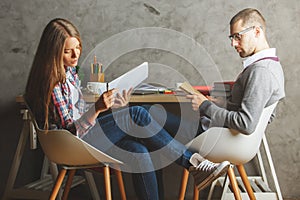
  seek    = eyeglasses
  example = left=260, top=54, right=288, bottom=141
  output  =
left=228, top=26, right=255, bottom=41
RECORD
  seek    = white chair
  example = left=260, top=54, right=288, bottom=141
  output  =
left=27, top=108, right=127, bottom=200
left=179, top=102, right=282, bottom=200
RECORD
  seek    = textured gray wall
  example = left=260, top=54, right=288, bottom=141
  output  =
left=1, top=0, right=299, bottom=199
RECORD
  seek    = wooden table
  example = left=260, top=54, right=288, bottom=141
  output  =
left=83, top=93, right=190, bottom=104
left=15, top=93, right=190, bottom=104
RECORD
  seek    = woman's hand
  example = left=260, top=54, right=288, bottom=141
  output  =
left=112, top=87, right=133, bottom=109
left=95, top=89, right=116, bottom=113
left=186, top=92, right=208, bottom=111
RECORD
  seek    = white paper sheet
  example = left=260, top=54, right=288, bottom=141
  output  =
left=108, top=62, right=148, bottom=93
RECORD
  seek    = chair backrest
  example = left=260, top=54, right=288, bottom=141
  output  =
left=186, top=102, right=278, bottom=165
left=26, top=105, right=123, bottom=166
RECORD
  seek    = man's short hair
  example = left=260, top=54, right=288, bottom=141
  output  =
left=230, top=8, right=266, bottom=31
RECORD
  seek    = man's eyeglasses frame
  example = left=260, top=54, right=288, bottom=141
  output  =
left=228, top=26, right=256, bottom=41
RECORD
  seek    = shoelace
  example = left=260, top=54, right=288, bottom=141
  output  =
left=196, top=159, right=218, bottom=171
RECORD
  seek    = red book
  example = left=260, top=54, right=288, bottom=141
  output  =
left=192, top=85, right=212, bottom=96
left=213, top=81, right=235, bottom=91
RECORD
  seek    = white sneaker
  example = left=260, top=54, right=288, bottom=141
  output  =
left=189, top=153, right=230, bottom=190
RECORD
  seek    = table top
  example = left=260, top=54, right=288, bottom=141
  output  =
left=16, top=93, right=190, bottom=104
left=129, top=93, right=189, bottom=103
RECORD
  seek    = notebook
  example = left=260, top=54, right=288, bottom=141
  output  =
left=107, top=62, right=148, bottom=94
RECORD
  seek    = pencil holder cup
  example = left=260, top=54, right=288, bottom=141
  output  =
left=90, top=73, right=105, bottom=82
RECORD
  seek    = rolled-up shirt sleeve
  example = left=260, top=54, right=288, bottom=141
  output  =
left=74, top=105, right=97, bottom=138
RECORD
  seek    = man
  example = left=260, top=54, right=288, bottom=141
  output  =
left=149, top=8, right=285, bottom=140
left=143, top=8, right=285, bottom=198
left=186, top=8, right=285, bottom=134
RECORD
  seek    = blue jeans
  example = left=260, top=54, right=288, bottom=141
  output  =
left=142, top=104, right=204, bottom=143
left=82, top=106, right=193, bottom=200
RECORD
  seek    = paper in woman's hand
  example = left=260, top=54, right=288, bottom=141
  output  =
left=108, top=62, right=148, bottom=94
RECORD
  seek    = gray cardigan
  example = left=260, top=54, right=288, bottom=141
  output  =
left=199, top=58, right=285, bottom=135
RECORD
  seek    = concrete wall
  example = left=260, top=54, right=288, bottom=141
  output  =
left=1, top=0, right=299, bottom=199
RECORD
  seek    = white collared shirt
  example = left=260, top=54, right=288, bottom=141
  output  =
left=66, top=71, right=81, bottom=120
left=243, top=48, right=277, bottom=68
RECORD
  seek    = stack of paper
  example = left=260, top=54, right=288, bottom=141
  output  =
left=133, top=83, right=167, bottom=94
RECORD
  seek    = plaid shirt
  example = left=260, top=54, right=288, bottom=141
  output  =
left=51, top=66, right=95, bottom=138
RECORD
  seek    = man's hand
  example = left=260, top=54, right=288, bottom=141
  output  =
left=95, top=89, right=116, bottom=113
left=186, top=92, right=208, bottom=111
left=112, top=88, right=133, bottom=109
left=207, top=96, right=226, bottom=108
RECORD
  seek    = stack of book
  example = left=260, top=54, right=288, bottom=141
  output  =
left=192, top=85, right=212, bottom=96
left=210, top=81, right=235, bottom=98
left=179, top=82, right=212, bottom=96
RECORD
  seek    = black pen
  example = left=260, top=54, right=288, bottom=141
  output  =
left=106, top=82, right=109, bottom=92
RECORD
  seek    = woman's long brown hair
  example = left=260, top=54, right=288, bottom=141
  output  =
left=25, top=18, right=82, bottom=129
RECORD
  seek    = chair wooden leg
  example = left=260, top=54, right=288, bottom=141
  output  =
left=237, top=165, right=256, bottom=200
left=193, top=185, right=199, bottom=200
left=114, top=169, right=126, bottom=200
left=178, top=168, right=189, bottom=200
left=62, top=169, right=76, bottom=200
left=50, top=169, right=67, bottom=200
left=103, top=165, right=112, bottom=200
left=227, top=166, right=242, bottom=200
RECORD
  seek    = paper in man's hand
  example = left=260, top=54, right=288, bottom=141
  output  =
left=179, top=81, right=201, bottom=95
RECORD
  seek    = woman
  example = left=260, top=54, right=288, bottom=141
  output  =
left=25, top=18, right=229, bottom=200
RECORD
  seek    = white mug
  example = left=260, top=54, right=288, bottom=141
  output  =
left=87, top=82, right=107, bottom=94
